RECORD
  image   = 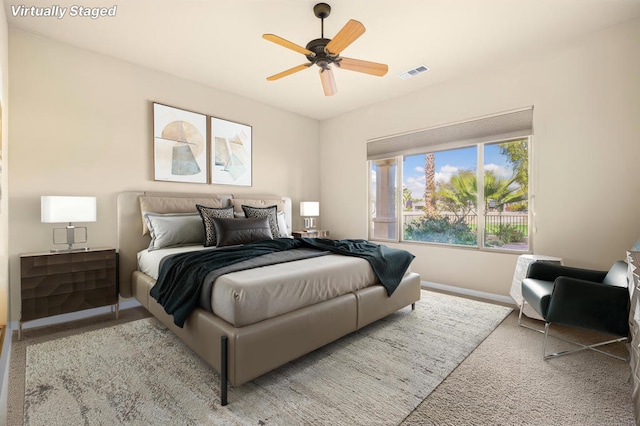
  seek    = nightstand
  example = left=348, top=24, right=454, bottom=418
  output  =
left=19, top=247, right=118, bottom=339
left=292, top=230, right=330, bottom=238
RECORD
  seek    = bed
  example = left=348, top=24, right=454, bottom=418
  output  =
left=117, top=191, right=421, bottom=405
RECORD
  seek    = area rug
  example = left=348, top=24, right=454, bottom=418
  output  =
left=22, top=290, right=511, bottom=425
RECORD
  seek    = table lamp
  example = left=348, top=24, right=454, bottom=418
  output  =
left=300, top=201, right=319, bottom=231
left=41, top=196, right=97, bottom=252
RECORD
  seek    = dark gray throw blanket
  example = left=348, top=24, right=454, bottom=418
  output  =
left=150, top=238, right=415, bottom=327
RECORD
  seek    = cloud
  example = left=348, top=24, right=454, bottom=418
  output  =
left=485, top=163, right=512, bottom=178
left=435, top=165, right=459, bottom=184
left=414, top=166, right=425, bottom=173
left=405, top=176, right=425, bottom=199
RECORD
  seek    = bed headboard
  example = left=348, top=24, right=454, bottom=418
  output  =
left=116, top=191, right=292, bottom=298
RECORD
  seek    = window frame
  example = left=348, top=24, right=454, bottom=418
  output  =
left=368, top=157, right=401, bottom=243
left=369, top=136, right=532, bottom=254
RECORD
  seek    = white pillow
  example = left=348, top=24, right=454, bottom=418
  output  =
left=144, top=213, right=204, bottom=251
left=277, top=211, right=291, bottom=238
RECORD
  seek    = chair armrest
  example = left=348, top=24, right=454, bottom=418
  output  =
left=526, top=262, right=607, bottom=283
left=546, top=276, right=629, bottom=336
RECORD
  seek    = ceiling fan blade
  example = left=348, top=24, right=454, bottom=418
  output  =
left=325, top=19, right=366, bottom=55
left=337, top=57, right=388, bottom=77
left=262, top=34, right=315, bottom=57
left=319, top=68, right=337, bottom=96
left=267, top=63, right=312, bottom=81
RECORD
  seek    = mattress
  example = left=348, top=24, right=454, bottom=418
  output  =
left=212, top=254, right=377, bottom=327
left=138, top=245, right=379, bottom=327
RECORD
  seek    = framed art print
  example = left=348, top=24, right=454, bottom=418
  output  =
left=210, top=116, right=252, bottom=186
left=153, top=103, right=208, bottom=183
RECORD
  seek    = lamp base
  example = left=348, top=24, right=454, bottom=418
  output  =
left=51, top=224, right=90, bottom=252
left=304, top=217, right=316, bottom=231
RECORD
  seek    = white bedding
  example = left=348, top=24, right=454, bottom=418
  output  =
left=137, top=245, right=214, bottom=279
left=137, top=245, right=379, bottom=327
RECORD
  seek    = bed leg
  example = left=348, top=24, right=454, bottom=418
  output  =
left=221, top=335, right=228, bottom=406
left=412, top=303, right=416, bottom=311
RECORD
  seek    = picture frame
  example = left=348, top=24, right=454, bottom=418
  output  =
left=210, top=116, right=252, bottom=186
left=153, top=102, right=208, bottom=184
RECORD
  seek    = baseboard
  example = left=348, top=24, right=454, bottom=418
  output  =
left=0, top=325, right=10, bottom=423
left=421, top=281, right=515, bottom=306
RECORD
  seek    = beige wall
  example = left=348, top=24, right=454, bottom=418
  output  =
left=320, top=19, right=640, bottom=296
left=0, top=5, right=8, bottom=326
left=6, top=18, right=640, bottom=319
left=7, top=29, right=320, bottom=321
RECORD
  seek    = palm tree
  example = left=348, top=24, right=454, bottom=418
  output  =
left=436, top=170, right=526, bottom=223
left=423, top=152, right=437, bottom=215
left=484, top=170, right=526, bottom=212
left=437, top=170, right=477, bottom=223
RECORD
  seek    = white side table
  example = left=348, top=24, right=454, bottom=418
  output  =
left=510, top=254, right=563, bottom=320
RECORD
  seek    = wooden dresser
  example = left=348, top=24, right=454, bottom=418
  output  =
left=20, top=247, right=118, bottom=339
left=627, top=244, right=640, bottom=421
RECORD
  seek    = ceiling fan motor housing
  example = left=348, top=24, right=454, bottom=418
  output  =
left=305, top=38, right=337, bottom=66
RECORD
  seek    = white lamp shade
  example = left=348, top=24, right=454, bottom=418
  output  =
left=41, top=196, right=97, bottom=223
left=300, top=201, right=319, bottom=217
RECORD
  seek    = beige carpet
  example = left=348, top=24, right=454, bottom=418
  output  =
left=8, top=291, right=634, bottom=425
left=401, top=308, right=634, bottom=425
left=10, top=290, right=510, bottom=425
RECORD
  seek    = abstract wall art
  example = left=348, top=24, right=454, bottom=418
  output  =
left=210, top=117, right=252, bottom=186
left=153, top=103, right=208, bottom=183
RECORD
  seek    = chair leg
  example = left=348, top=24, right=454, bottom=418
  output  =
left=542, top=322, right=628, bottom=361
left=518, top=300, right=545, bottom=334
left=543, top=322, right=552, bottom=359
left=518, top=301, right=628, bottom=361
left=518, top=301, right=524, bottom=325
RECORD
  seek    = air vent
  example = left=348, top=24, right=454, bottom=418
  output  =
left=396, top=65, right=429, bottom=80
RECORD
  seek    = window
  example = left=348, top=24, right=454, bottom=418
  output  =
left=367, top=108, right=533, bottom=252
left=482, top=140, right=529, bottom=250
left=400, top=139, right=529, bottom=251
left=403, top=146, right=478, bottom=246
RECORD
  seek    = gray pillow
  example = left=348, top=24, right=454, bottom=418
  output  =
left=196, top=205, right=234, bottom=247
left=242, top=205, right=280, bottom=239
left=212, top=217, right=273, bottom=247
left=144, top=213, right=204, bottom=251
left=235, top=210, right=290, bottom=238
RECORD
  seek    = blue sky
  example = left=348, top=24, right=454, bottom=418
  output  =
left=403, top=143, right=512, bottom=199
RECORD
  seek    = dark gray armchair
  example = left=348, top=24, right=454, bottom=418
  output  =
left=519, top=260, right=629, bottom=360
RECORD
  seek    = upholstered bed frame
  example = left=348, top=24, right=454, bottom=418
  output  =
left=117, top=191, right=421, bottom=405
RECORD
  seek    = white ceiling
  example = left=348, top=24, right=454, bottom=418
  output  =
left=5, top=0, right=640, bottom=120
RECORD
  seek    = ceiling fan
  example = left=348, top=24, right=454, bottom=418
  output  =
left=262, top=2, right=388, bottom=96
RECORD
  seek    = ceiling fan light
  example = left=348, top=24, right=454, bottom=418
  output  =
left=319, top=67, right=337, bottom=96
